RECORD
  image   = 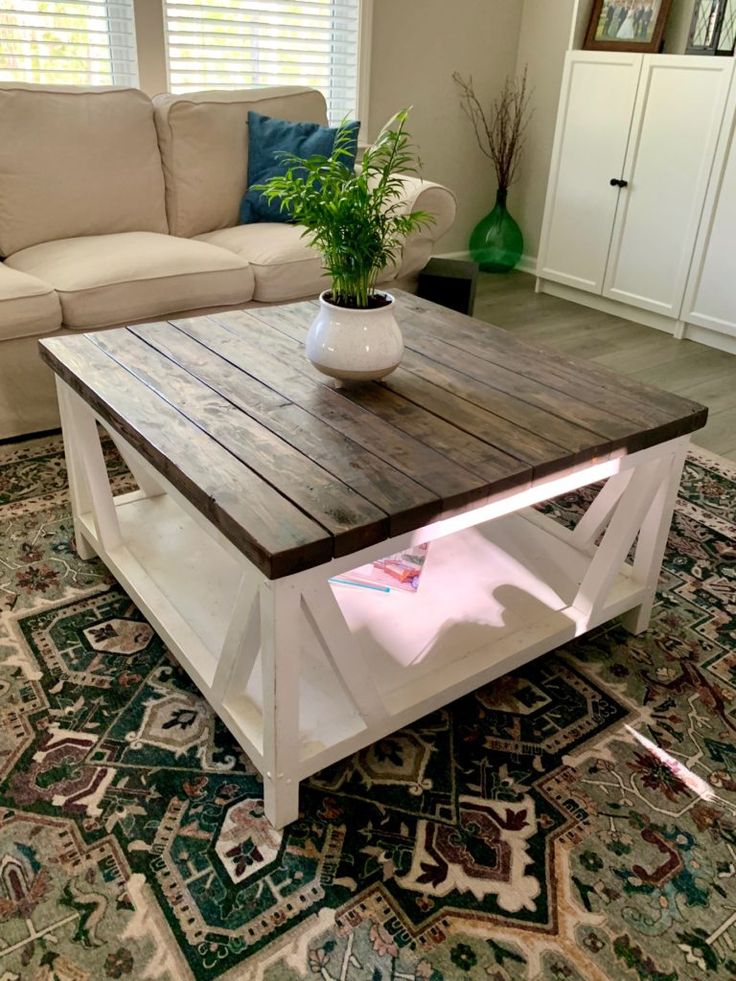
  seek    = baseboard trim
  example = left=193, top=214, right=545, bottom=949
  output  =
left=538, top=278, right=736, bottom=354
left=434, top=250, right=538, bottom=275
left=433, top=250, right=472, bottom=261
left=539, top=280, right=676, bottom=334
left=516, top=253, right=538, bottom=275
left=0, top=426, right=61, bottom=447
left=682, top=323, right=736, bottom=355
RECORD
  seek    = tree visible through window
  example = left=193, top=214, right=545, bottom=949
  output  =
left=0, top=1, right=138, bottom=86
left=165, top=0, right=361, bottom=123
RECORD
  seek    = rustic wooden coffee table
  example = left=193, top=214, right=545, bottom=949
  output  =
left=41, top=292, right=707, bottom=828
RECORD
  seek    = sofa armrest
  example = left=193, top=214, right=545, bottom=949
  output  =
left=389, top=174, right=457, bottom=280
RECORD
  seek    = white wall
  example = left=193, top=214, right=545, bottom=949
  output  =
left=509, top=0, right=576, bottom=262
left=133, top=0, right=526, bottom=255
left=367, top=0, right=524, bottom=254
left=136, top=0, right=698, bottom=264
left=571, top=0, right=595, bottom=48
left=508, top=0, right=698, bottom=262
left=664, top=0, right=697, bottom=53
left=132, top=0, right=168, bottom=95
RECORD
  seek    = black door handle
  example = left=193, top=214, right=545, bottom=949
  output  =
left=610, top=178, right=629, bottom=187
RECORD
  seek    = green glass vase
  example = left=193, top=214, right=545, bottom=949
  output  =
left=469, top=187, right=523, bottom=273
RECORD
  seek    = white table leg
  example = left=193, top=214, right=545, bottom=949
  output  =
left=303, top=580, right=386, bottom=728
left=572, top=458, right=663, bottom=628
left=260, top=579, right=302, bottom=829
left=101, top=424, right=165, bottom=500
left=56, top=380, right=100, bottom=560
left=620, top=441, right=688, bottom=635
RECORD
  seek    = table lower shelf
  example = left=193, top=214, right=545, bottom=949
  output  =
left=78, top=489, right=646, bottom=779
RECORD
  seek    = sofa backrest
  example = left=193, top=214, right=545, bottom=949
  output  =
left=0, top=84, right=168, bottom=258
left=153, top=86, right=328, bottom=239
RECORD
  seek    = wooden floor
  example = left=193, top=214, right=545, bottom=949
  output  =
left=473, top=271, right=736, bottom=462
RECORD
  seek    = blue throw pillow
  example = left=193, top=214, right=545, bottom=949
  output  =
left=240, top=111, right=360, bottom=224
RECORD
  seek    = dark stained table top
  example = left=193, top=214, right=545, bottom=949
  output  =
left=40, top=291, right=707, bottom=579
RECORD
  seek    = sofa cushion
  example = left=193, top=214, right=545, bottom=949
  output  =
left=241, top=112, right=360, bottom=224
left=196, top=224, right=399, bottom=303
left=5, top=232, right=254, bottom=329
left=0, top=84, right=168, bottom=257
left=153, top=87, right=328, bottom=240
left=196, top=224, right=329, bottom=302
left=0, top=264, right=62, bottom=341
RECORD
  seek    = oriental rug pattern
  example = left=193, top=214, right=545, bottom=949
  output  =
left=0, top=434, right=734, bottom=981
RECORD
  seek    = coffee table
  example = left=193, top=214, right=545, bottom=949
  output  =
left=40, top=292, right=707, bottom=829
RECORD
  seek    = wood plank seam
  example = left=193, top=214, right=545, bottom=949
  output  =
left=165, top=314, right=530, bottom=510
left=397, top=292, right=708, bottom=422
left=88, top=330, right=391, bottom=557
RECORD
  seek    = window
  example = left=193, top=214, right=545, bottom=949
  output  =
left=164, top=0, right=361, bottom=123
left=0, top=1, right=138, bottom=87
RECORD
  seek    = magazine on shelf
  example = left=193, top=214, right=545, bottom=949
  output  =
left=331, top=542, right=430, bottom=593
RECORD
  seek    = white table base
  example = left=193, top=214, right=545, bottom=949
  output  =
left=57, top=379, right=689, bottom=829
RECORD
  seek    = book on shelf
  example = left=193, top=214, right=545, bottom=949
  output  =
left=330, top=542, right=430, bottom=594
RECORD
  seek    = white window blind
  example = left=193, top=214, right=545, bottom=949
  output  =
left=165, top=0, right=361, bottom=123
left=0, top=1, right=138, bottom=87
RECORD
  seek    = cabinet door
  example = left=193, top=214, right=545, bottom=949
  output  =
left=537, top=51, right=642, bottom=294
left=682, top=76, right=736, bottom=339
left=603, top=56, right=734, bottom=317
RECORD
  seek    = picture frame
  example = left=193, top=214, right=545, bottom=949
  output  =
left=583, top=0, right=674, bottom=52
left=686, top=0, right=736, bottom=56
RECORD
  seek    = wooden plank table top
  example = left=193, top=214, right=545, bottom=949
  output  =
left=40, top=291, right=708, bottom=580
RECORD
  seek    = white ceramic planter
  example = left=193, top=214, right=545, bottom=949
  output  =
left=305, top=291, right=404, bottom=383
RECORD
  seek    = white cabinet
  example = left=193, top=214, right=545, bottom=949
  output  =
left=681, top=75, right=736, bottom=339
left=538, top=51, right=735, bottom=327
left=603, top=56, right=732, bottom=317
left=537, top=52, right=642, bottom=294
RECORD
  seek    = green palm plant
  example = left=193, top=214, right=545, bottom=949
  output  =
left=255, top=109, right=434, bottom=309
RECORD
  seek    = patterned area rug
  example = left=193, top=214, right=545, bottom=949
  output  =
left=0, top=434, right=735, bottom=981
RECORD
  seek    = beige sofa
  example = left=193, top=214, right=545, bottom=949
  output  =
left=0, top=83, right=456, bottom=439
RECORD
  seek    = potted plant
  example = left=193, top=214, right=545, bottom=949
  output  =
left=256, top=109, right=433, bottom=382
left=453, top=68, right=532, bottom=273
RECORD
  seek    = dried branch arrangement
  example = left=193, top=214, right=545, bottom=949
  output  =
left=452, top=67, right=532, bottom=190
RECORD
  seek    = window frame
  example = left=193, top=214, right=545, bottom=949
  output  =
left=0, top=0, right=139, bottom=87
left=132, top=0, right=370, bottom=134
left=0, top=0, right=371, bottom=134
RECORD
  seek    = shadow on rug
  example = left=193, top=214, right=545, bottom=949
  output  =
left=0, top=434, right=734, bottom=981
